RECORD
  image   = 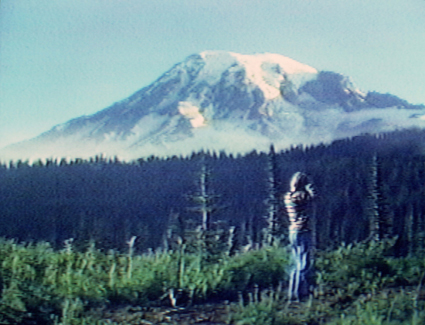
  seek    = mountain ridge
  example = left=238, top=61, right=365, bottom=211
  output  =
left=2, top=51, right=425, bottom=161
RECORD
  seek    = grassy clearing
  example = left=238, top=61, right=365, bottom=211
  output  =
left=0, top=237, right=289, bottom=324
left=0, top=237, right=424, bottom=324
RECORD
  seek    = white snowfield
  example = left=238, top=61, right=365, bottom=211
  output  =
left=1, top=51, right=424, bottom=162
left=209, top=51, right=318, bottom=100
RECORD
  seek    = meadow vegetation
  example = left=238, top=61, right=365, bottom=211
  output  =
left=0, top=235, right=424, bottom=324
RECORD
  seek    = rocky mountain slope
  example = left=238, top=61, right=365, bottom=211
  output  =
left=2, top=51, right=424, bottom=161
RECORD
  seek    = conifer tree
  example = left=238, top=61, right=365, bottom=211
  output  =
left=367, top=154, right=380, bottom=241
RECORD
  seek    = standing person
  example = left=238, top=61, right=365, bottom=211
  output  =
left=284, top=172, right=315, bottom=301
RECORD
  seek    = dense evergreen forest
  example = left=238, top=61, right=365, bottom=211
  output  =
left=1, top=129, right=425, bottom=255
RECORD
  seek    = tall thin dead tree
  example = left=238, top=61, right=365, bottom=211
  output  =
left=263, top=145, right=280, bottom=246
left=189, top=163, right=218, bottom=231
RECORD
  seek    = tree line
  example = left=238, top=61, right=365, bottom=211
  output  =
left=0, top=128, right=424, bottom=255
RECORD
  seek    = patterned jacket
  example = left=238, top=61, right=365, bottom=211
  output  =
left=284, top=172, right=314, bottom=233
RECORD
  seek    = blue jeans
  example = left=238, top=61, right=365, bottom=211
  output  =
left=288, top=230, right=312, bottom=301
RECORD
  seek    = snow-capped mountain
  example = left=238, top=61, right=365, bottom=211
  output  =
left=2, top=51, right=425, bottom=161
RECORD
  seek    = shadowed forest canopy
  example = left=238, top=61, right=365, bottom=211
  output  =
left=1, top=129, right=425, bottom=255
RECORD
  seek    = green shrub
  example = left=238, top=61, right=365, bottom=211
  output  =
left=315, top=238, right=399, bottom=300
left=223, top=245, right=290, bottom=292
left=327, top=289, right=425, bottom=325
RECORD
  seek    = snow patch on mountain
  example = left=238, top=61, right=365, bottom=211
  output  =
left=178, top=102, right=206, bottom=128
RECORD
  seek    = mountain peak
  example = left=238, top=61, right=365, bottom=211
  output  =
left=1, top=51, right=424, bottom=162
left=193, top=51, right=318, bottom=99
left=197, top=50, right=317, bottom=74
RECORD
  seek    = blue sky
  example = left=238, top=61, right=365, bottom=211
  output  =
left=1, top=0, right=424, bottom=149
